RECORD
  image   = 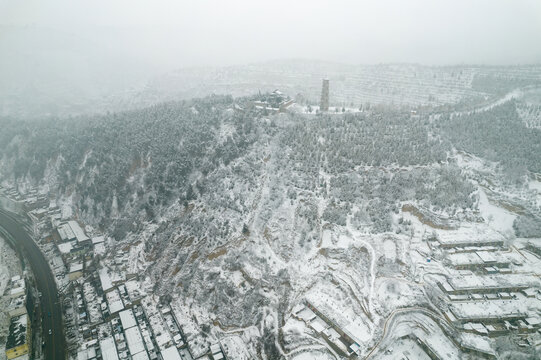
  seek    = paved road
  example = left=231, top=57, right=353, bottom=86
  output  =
left=0, top=208, right=65, bottom=360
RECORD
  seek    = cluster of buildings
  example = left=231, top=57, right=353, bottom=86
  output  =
left=73, top=280, right=226, bottom=360
left=293, top=301, right=363, bottom=357
left=368, top=228, right=541, bottom=360
left=234, top=79, right=344, bottom=116
left=3, top=275, right=31, bottom=360
left=46, top=219, right=93, bottom=282
left=239, top=89, right=294, bottom=115
left=235, top=80, right=336, bottom=116
left=1, top=185, right=231, bottom=360
left=1, top=186, right=47, bottom=211
left=427, top=232, right=541, bottom=358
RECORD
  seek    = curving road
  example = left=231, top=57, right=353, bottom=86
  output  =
left=0, top=208, right=65, bottom=360
left=364, top=306, right=454, bottom=359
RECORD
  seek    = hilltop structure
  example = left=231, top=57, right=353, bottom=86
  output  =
left=248, top=89, right=294, bottom=114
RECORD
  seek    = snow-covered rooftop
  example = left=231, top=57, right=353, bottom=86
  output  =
left=119, top=309, right=137, bottom=330
left=58, top=223, right=76, bottom=242
left=161, top=347, right=182, bottom=360
left=450, top=299, right=539, bottom=320
left=132, top=352, right=150, bottom=360
left=58, top=241, right=74, bottom=254
left=77, top=345, right=97, bottom=360
left=124, top=326, right=146, bottom=357
left=210, top=343, right=221, bottom=354
left=92, top=236, right=105, bottom=244
left=70, top=262, right=83, bottom=273
left=100, top=337, right=119, bottom=360
left=99, top=267, right=114, bottom=292
left=450, top=274, right=539, bottom=290
left=460, top=333, right=495, bottom=356
left=68, top=220, right=90, bottom=244
left=106, top=289, right=124, bottom=314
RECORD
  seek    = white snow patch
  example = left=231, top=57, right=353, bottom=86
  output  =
left=477, top=189, right=516, bottom=234
left=382, top=239, right=396, bottom=261
left=291, top=352, right=334, bottom=360
left=529, top=180, right=541, bottom=192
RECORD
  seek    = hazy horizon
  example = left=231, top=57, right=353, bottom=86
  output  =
left=2, top=0, right=541, bottom=72
left=3, top=3, right=541, bottom=360
left=2, top=0, right=541, bottom=119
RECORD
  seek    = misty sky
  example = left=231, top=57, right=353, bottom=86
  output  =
left=1, top=0, right=541, bottom=70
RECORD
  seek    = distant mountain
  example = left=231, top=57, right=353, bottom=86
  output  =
left=133, top=60, right=541, bottom=109
left=2, top=42, right=540, bottom=119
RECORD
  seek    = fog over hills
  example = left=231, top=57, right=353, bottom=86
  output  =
left=2, top=1, right=541, bottom=360
left=0, top=25, right=160, bottom=118
left=2, top=40, right=541, bottom=119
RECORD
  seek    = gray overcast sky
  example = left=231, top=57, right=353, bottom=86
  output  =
left=1, top=0, right=541, bottom=68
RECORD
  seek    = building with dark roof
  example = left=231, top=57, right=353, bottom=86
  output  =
left=5, top=314, right=31, bottom=359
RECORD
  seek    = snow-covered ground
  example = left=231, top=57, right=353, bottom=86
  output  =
left=291, top=351, right=334, bottom=360
left=477, top=188, right=516, bottom=235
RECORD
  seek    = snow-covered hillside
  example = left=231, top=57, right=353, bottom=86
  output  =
left=1, top=86, right=541, bottom=358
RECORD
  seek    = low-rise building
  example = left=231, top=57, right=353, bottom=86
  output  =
left=210, top=343, right=225, bottom=360
left=124, top=326, right=147, bottom=358
left=68, top=220, right=92, bottom=248
left=4, top=276, right=26, bottom=299
left=248, top=90, right=295, bottom=114
left=100, top=337, right=119, bottom=360
left=161, top=347, right=182, bottom=360
left=459, top=333, right=496, bottom=359
left=57, top=223, right=76, bottom=243
left=449, top=301, right=529, bottom=323
left=438, top=239, right=504, bottom=249
left=69, top=262, right=84, bottom=281
left=106, top=288, right=125, bottom=315
left=77, top=343, right=97, bottom=360
left=7, top=294, right=27, bottom=318
left=438, top=274, right=538, bottom=295
left=521, top=288, right=538, bottom=298
left=119, top=309, right=138, bottom=330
